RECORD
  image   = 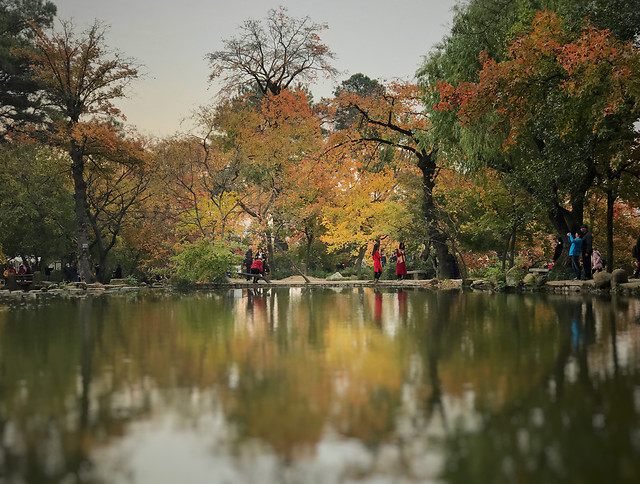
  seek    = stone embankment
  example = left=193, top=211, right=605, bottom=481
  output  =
left=0, top=280, right=163, bottom=300
left=0, top=273, right=639, bottom=299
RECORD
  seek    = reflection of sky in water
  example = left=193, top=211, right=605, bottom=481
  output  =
left=90, top=388, right=459, bottom=484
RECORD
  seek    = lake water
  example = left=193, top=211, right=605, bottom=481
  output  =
left=1, top=288, right=639, bottom=483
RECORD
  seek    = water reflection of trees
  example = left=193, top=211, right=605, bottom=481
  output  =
left=442, top=296, right=640, bottom=483
left=0, top=292, right=638, bottom=482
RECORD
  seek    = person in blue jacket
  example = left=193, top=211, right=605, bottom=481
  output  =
left=567, top=231, right=583, bottom=280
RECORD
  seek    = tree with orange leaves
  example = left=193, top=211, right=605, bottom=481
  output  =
left=210, top=88, right=324, bottom=272
left=328, top=76, right=457, bottom=278
left=428, top=10, right=640, bottom=270
left=23, top=20, right=140, bottom=281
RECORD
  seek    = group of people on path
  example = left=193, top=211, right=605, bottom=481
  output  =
left=372, top=242, right=407, bottom=283
left=244, top=248, right=270, bottom=283
left=559, top=224, right=602, bottom=280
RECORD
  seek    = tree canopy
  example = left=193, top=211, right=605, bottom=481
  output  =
left=207, top=6, right=337, bottom=96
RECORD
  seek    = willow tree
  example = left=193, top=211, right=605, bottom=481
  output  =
left=24, top=20, right=139, bottom=281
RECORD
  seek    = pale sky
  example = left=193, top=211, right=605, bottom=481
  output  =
left=53, top=0, right=459, bottom=138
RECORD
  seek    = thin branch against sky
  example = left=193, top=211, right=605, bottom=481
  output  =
left=53, top=0, right=458, bottom=137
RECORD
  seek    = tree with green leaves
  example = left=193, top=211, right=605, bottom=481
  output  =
left=419, top=0, right=640, bottom=269
left=22, top=20, right=140, bottom=282
left=0, top=143, right=75, bottom=267
left=0, top=0, right=56, bottom=140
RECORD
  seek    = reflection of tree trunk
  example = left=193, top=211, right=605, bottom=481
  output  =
left=79, top=299, right=93, bottom=429
left=355, top=245, right=366, bottom=279
left=610, top=300, right=619, bottom=375
left=425, top=292, right=449, bottom=428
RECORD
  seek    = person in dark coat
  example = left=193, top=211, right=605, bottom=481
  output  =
left=552, top=236, right=563, bottom=265
left=243, top=249, right=253, bottom=281
left=580, top=224, right=593, bottom=280
left=633, top=236, right=640, bottom=279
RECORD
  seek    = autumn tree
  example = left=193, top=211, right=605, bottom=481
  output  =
left=320, top=145, right=402, bottom=277
left=208, top=88, right=324, bottom=272
left=152, top=135, right=244, bottom=243
left=207, top=6, right=337, bottom=96
left=24, top=20, right=140, bottom=281
left=0, top=0, right=56, bottom=140
left=84, top=128, right=151, bottom=282
left=329, top=77, right=458, bottom=278
left=431, top=11, right=640, bottom=270
left=419, top=0, right=640, bottom=269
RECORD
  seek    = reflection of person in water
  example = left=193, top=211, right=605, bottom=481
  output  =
left=397, top=289, right=408, bottom=323
left=571, top=311, right=584, bottom=348
left=374, top=290, right=383, bottom=327
left=570, top=301, right=596, bottom=349
left=246, top=287, right=268, bottom=320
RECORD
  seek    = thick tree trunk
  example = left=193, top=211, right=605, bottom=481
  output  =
left=264, top=229, right=274, bottom=273
left=547, top=205, right=579, bottom=268
left=305, top=233, right=313, bottom=276
left=606, top=189, right=615, bottom=272
left=70, top=147, right=95, bottom=283
left=417, top=150, right=453, bottom=278
left=508, top=222, right=517, bottom=269
left=355, top=245, right=366, bottom=279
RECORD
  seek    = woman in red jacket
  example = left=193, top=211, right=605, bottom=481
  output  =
left=372, top=243, right=383, bottom=284
left=395, top=242, right=407, bottom=280
left=250, top=256, right=264, bottom=283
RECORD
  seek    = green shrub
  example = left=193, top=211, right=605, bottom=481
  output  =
left=49, top=269, right=63, bottom=283
left=311, top=268, right=329, bottom=279
left=124, top=275, right=139, bottom=286
left=172, top=239, right=243, bottom=283
left=547, top=266, right=574, bottom=281
left=382, top=263, right=396, bottom=280
left=484, top=265, right=506, bottom=284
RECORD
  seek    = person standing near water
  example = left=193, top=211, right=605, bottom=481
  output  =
left=243, top=248, right=253, bottom=281
left=567, top=231, right=583, bottom=280
left=250, top=256, right=264, bottom=284
left=552, top=236, right=563, bottom=267
left=580, top=224, right=593, bottom=280
left=395, top=242, right=407, bottom=280
left=633, top=236, right=640, bottom=279
left=372, top=243, right=383, bottom=284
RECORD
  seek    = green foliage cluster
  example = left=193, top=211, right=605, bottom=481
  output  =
left=172, top=239, right=243, bottom=283
left=547, top=266, right=575, bottom=281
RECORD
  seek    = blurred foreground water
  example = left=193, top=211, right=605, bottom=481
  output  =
left=0, top=288, right=639, bottom=483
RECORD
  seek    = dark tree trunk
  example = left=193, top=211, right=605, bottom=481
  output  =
left=606, top=189, right=615, bottom=272
left=355, top=245, right=366, bottom=279
left=417, top=150, right=453, bottom=278
left=305, top=232, right=313, bottom=276
left=264, top=229, right=274, bottom=273
left=508, top=222, right=517, bottom=269
left=70, top=145, right=95, bottom=283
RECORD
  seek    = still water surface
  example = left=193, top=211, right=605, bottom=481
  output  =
left=0, top=288, right=639, bottom=483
